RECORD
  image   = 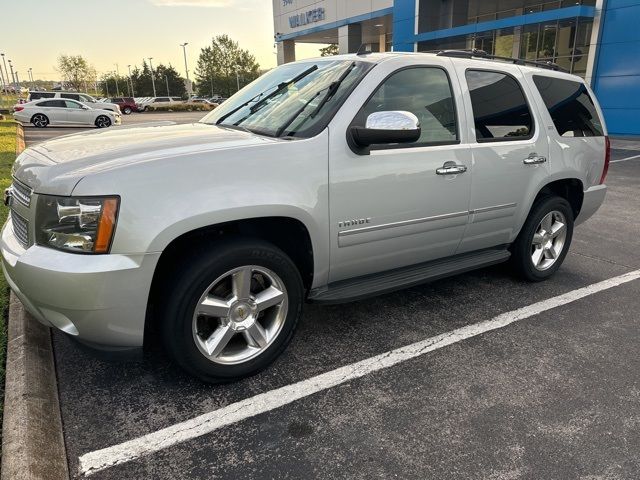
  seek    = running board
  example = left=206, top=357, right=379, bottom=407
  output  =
left=308, top=248, right=511, bottom=304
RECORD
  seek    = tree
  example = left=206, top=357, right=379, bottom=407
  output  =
left=56, top=55, right=92, bottom=92
left=154, top=64, right=186, bottom=97
left=194, top=34, right=260, bottom=98
left=320, top=44, right=339, bottom=57
left=101, top=62, right=188, bottom=98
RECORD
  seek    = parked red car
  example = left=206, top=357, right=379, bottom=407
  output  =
left=105, top=97, right=137, bottom=115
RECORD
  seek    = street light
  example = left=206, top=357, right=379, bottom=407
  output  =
left=180, top=42, right=190, bottom=95
left=28, top=68, right=33, bottom=90
left=235, top=66, right=240, bottom=92
left=8, top=60, right=15, bottom=85
left=148, top=57, right=157, bottom=97
left=0, top=54, right=10, bottom=91
left=114, top=64, right=120, bottom=96
left=127, top=64, right=134, bottom=97
left=165, top=75, right=170, bottom=96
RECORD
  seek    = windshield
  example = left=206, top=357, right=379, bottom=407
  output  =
left=200, top=59, right=372, bottom=138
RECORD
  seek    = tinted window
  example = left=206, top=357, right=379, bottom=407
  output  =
left=30, top=92, right=54, bottom=100
left=356, top=67, right=458, bottom=147
left=64, top=100, right=83, bottom=109
left=39, top=100, right=66, bottom=108
left=61, top=93, right=80, bottom=101
left=466, top=70, right=533, bottom=141
left=532, top=76, right=603, bottom=137
left=156, top=98, right=169, bottom=102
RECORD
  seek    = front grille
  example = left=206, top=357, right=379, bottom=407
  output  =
left=11, top=179, right=32, bottom=207
left=11, top=210, right=29, bottom=248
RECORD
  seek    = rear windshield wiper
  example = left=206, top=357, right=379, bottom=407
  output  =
left=216, top=64, right=318, bottom=125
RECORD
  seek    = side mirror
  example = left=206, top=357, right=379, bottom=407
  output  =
left=350, top=111, right=421, bottom=147
left=82, top=105, right=90, bottom=110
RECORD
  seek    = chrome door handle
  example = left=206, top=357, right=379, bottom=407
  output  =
left=436, top=164, right=467, bottom=175
left=523, top=153, right=547, bottom=165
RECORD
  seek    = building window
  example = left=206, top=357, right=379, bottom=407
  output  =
left=466, top=70, right=533, bottom=141
left=417, top=18, right=593, bottom=78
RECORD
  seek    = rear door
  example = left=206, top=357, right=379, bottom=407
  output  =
left=452, top=65, right=550, bottom=253
left=41, top=99, right=69, bottom=124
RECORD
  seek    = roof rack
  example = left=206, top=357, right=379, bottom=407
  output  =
left=436, top=49, right=568, bottom=72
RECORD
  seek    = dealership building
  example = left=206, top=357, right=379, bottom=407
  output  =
left=273, top=0, right=640, bottom=136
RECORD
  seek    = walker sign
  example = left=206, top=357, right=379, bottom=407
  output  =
left=289, top=7, right=326, bottom=28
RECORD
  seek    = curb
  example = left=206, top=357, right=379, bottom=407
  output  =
left=1, top=124, right=70, bottom=479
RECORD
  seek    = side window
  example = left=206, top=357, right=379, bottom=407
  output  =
left=49, top=100, right=67, bottom=108
left=466, top=70, right=533, bottom=141
left=532, top=76, right=603, bottom=137
left=64, top=100, right=83, bottom=109
left=61, top=93, right=80, bottom=101
left=355, top=67, right=458, bottom=148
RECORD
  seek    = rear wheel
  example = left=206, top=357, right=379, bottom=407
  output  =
left=31, top=113, right=49, bottom=128
left=95, top=115, right=111, bottom=128
left=160, top=237, right=303, bottom=383
left=123, top=106, right=132, bottom=115
left=511, top=196, right=574, bottom=281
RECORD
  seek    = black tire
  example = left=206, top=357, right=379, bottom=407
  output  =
left=160, top=237, right=304, bottom=383
left=123, top=106, right=132, bottom=115
left=511, top=196, right=574, bottom=282
left=31, top=113, right=49, bottom=128
left=95, top=115, right=112, bottom=128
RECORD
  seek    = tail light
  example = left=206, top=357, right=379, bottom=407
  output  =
left=13, top=106, right=24, bottom=112
left=599, top=136, right=610, bottom=185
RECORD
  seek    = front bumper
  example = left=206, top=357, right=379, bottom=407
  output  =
left=1, top=218, right=160, bottom=348
left=575, top=184, right=607, bottom=226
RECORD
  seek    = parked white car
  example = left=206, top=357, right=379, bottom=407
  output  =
left=28, top=91, right=121, bottom=113
left=137, top=96, right=184, bottom=111
left=14, top=99, right=121, bottom=128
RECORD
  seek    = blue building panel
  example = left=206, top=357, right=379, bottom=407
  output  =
left=593, top=0, right=640, bottom=135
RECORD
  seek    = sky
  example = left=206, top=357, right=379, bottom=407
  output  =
left=1, top=0, right=324, bottom=82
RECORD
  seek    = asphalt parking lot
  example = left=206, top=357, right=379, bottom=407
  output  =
left=22, top=123, right=640, bottom=479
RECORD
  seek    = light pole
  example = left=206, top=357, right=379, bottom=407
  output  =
left=235, top=67, right=240, bottom=92
left=165, top=75, right=170, bottom=96
left=113, top=64, right=120, bottom=96
left=127, top=64, right=134, bottom=97
left=104, top=76, right=110, bottom=97
left=28, top=68, right=33, bottom=90
left=8, top=60, right=15, bottom=85
left=148, top=57, right=157, bottom=97
left=0, top=55, right=6, bottom=92
left=15, top=71, right=20, bottom=92
left=1, top=54, right=10, bottom=91
left=180, top=42, right=190, bottom=95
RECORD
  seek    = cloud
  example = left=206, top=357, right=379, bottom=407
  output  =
left=148, top=0, right=232, bottom=7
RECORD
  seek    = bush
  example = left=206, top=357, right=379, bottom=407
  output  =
left=145, top=103, right=217, bottom=112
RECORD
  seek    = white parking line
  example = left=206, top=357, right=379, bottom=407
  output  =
left=79, top=268, right=640, bottom=477
left=611, top=154, right=640, bottom=163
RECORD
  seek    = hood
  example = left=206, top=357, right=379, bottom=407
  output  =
left=13, top=122, right=276, bottom=195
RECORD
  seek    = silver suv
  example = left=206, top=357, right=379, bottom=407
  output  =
left=2, top=52, right=608, bottom=382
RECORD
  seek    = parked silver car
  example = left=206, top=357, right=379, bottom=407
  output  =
left=2, top=52, right=608, bottom=382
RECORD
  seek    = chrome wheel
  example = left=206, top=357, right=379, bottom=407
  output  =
left=95, top=115, right=111, bottom=128
left=192, top=265, right=288, bottom=365
left=531, top=210, right=567, bottom=271
left=32, top=114, right=48, bottom=127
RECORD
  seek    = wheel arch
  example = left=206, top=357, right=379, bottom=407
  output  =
left=144, top=216, right=316, bottom=345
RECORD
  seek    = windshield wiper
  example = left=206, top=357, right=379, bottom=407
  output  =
left=275, top=62, right=357, bottom=138
left=215, top=64, right=318, bottom=126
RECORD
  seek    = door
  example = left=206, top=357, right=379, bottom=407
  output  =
left=64, top=100, right=90, bottom=125
left=453, top=67, right=550, bottom=254
left=42, top=100, right=69, bottom=125
left=328, top=64, right=472, bottom=282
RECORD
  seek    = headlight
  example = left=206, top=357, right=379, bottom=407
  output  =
left=35, top=195, right=119, bottom=254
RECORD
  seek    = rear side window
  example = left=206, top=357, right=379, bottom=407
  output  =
left=40, top=100, right=66, bottom=108
left=355, top=67, right=458, bottom=148
left=532, top=76, right=603, bottom=137
left=30, top=92, right=54, bottom=100
left=466, top=70, right=533, bottom=142
left=61, top=93, right=80, bottom=101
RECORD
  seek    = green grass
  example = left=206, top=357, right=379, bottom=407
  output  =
left=0, top=117, right=16, bottom=430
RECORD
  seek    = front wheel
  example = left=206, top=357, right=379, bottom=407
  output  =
left=511, top=196, right=574, bottom=281
left=123, top=106, right=132, bottom=115
left=160, top=237, right=303, bottom=383
left=95, top=115, right=112, bottom=128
